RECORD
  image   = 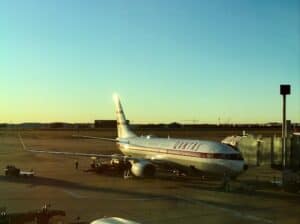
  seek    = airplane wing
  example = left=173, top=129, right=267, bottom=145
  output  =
left=19, top=133, right=124, bottom=159
left=72, top=135, right=120, bottom=142
left=26, top=147, right=180, bottom=168
left=26, top=148, right=122, bottom=159
left=19, top=133, right=186, bottom=174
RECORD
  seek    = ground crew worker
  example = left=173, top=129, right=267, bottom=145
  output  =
left=75, top=160, right=79, bottom=170
left=123, top=159, right=132, bottom=179
left=90, top=160, right=96, bottom=169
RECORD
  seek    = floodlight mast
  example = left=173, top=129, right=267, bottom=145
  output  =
left=280, top=84, right=291, bottom=169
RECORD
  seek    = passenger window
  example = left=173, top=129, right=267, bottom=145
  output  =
left=173, top=141, right=180, bottom=149
left=177, top=142, right=183, bottom=149
left=186, top=143, right=192, bottom=150
left=190, top=143, right=197, bottom=151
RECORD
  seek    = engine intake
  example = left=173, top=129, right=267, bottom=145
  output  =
left=130, top=161, right=156, bottom=177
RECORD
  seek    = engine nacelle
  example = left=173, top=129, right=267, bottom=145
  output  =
left=130, top=160, right=156, bottom=178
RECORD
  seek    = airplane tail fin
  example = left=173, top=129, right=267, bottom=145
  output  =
left=113, top=94, right=136, bottom=139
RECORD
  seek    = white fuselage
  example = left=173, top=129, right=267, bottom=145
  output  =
left=117, top=135, right=246, bottom=177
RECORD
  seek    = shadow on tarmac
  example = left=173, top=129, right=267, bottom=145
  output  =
left=0, top=175, right=184, bottom=201
left=0, top=175, right=261, bottom=215
left=1, top=174, right=299, bottom=224
left=0, top=174, right=299, bottom=203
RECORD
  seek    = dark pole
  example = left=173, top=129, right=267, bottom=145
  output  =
left=282, top=94, right=286, bottom=168
left=280, top=84, right=290, bottom=169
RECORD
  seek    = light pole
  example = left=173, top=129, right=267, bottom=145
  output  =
left=280, top=84, right=291, bottom=169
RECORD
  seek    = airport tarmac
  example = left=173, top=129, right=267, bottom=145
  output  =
left=0, top=130, right=299, bottom=224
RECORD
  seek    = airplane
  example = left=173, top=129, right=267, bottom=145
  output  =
left=22, top=94, right=247, bottom=178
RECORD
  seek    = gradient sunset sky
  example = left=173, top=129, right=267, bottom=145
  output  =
left=1, top=0, right=299, bottom=124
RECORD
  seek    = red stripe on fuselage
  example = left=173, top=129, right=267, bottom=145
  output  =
left=119, top=144, right=243, bottom=161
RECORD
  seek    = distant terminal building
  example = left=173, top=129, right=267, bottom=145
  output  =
left=94, top=120, right=116, bottom=128
left=0, top=123, right=8, bottom=128
left=49, top=122, right=66, bottom=128
left=49, top=122, right=76, bottom=128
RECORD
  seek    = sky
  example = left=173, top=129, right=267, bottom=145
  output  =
left=0, top=0, right=299, bottom=124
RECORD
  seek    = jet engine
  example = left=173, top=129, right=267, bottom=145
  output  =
left=130, top=160, right=156, bottom=177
